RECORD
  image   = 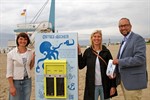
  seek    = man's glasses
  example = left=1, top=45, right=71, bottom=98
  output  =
left=119, top=24, right=130, bottom=28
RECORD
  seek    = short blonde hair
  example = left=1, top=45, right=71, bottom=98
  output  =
left=90, top=30, right=102, bottom=50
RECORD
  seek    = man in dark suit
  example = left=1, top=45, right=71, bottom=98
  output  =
left=113, top=18, right=148, bottom=100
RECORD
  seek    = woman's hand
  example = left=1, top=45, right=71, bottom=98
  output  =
left=108, top=73, right=116, bottom=79
left=8, top=77, right=16, bottom=96
left=9, top=86, right=16, bottom=96
left=78, top=44, right=82, bottom=55
left=30, top=51, right=35, bottom=69
left=110, top=87, right=116, bottom=96
left=32, top=52, right=35, bottom=61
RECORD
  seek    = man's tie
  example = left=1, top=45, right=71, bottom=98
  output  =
left=119, top=37, right=127, bottom=58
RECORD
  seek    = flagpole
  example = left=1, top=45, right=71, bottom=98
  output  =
left=25, top=9, right=27, bottom=32
left=21, top=9, right=27, bottom=32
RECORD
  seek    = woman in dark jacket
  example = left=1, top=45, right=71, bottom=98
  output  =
left=78, top=30, right=117, bottom=100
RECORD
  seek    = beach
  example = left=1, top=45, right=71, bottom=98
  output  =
left=0, top=45, right=150, bottom=100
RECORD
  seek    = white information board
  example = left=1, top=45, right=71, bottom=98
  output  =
left=35, top=33, right=78, bottom=100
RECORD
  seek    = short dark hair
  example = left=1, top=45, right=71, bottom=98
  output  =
left=120, top=18, right=131, bottom=24
left=16, top=32, right=30, bottom=46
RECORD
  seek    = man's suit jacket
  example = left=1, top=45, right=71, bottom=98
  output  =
left=117, top=32, right=147, bottom=90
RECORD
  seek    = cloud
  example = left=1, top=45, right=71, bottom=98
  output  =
left=0, top=0, right=149, bottom=47
left=55, top=0, right=149, bottom=36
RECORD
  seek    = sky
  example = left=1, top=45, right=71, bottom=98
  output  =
left=0, top=0, right=150, bottom=48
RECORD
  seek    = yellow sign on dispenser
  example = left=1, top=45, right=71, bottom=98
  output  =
left=44, top=60, right=67, bottom=98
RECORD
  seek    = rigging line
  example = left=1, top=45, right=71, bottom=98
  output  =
left=30, top=0, right=49, bottom=24
left=32, top=5, right=47, bottom=24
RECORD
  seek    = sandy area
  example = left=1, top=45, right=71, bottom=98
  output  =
left=0, top=45, right=150, bottom=100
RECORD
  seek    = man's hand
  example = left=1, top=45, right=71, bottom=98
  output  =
left=113, top=58, right=119, bottom=65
